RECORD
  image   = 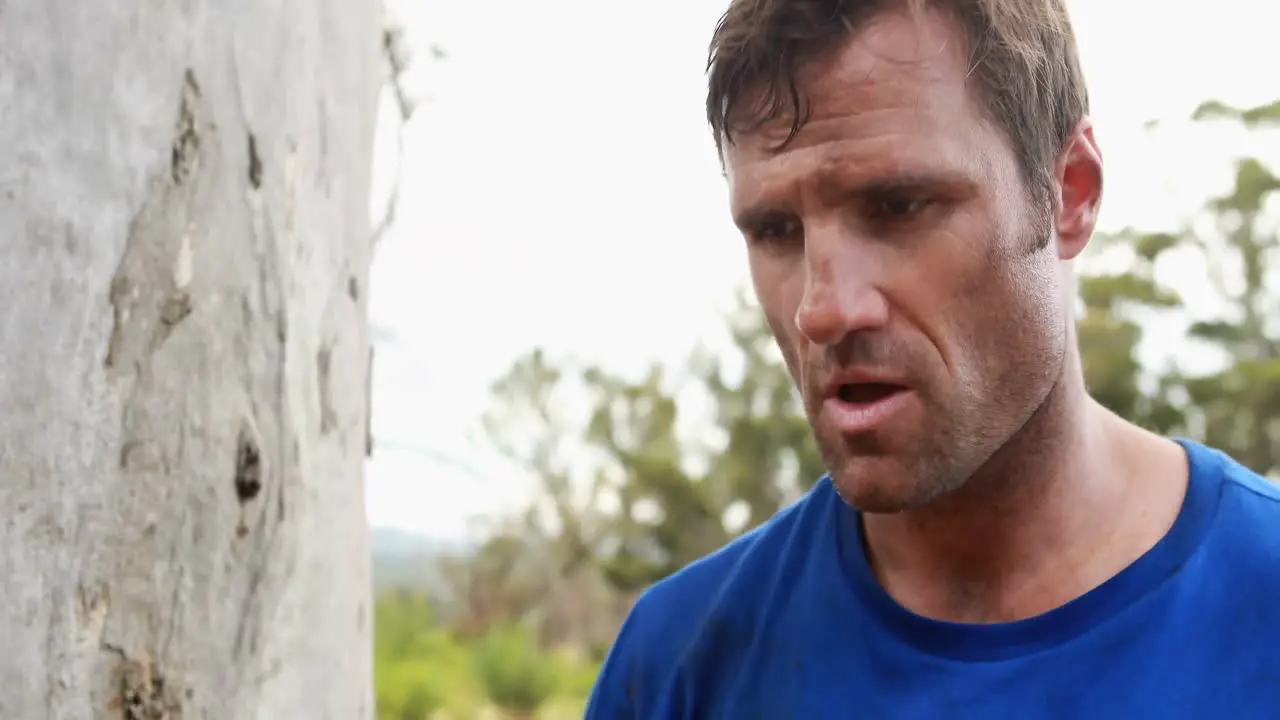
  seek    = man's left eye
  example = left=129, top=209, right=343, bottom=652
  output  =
left=875, top=195, right=930, bottom=219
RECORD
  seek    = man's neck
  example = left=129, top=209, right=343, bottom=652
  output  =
left=860, top=361, right=1188, bottom=625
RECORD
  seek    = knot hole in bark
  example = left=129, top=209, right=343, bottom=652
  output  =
left=171, top=70, right=201, bottom=185
left=247, top=132, right=263, bottom=189
left=234, top=426, right=262, bottom=503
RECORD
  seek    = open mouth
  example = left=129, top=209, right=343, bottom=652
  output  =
left=837, top=382, right=906, bottom=405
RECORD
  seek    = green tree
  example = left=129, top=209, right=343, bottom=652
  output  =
left=486, top=296, right=820, bottom=593
left=473, top=622, right=558, bottom=718
left=696, top=295, right=825, bottom=529
left=444, top=527, right=550, bottom=639
left=373, top=592, right=456, bottom=720
left=1172, top=99, right=1280, bottom=474
left=1076, top=230, right=1186, bottom=433
left=484, top=349, right=603, bottom=580
left=583, top=297, right=823, bottom=590
left=1079, top=99, right=1280, bottom=475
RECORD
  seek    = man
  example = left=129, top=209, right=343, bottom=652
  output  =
left=586, top=0, right=1280, bottom=717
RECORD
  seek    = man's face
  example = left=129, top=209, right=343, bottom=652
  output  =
left=724, top=10, right=1090, bottom=513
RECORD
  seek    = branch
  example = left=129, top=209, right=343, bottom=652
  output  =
left=370, top=23, right=427, bottom=248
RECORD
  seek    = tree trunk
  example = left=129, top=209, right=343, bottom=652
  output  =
left=0, top=1, right=382, bottom=717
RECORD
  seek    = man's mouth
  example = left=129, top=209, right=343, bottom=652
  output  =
left=836, top=382, right=907, bottom=405
left=824, top=381, right=914, bottom=435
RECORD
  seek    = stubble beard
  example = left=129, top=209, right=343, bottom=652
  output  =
left=812, top=400, right=979, bottom=515
left=811, top=332, right=1067, bottom=516
left=820, top=345, right=1068, bottom=519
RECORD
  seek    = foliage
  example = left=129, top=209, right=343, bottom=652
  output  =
left=376, top=660, right=445, bottom=720
left=483, top=292, right=823, bottom=596
left=373, top=590, right=592, bottom=719
left=1081, top=99, right=1280, bottom=475
left=549, top=647, right=604, bottom=702
left=373, top=592, right=454, bottom=719
left=473, top=623, right=559, bottom=716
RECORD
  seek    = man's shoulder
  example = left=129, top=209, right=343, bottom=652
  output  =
left=585, top=479, right=838, bottom=717
left=1173, top=440, right=1280, bottom=616
left=628, top=530, right=765, bottom=633
left=1165, top=441, right=1280, bottom=676
left=634, top=477, right=836, bottom=632
left=1192, top=440, right=1280, bottom=559
left=1209, top=445, right=1280, bottom=507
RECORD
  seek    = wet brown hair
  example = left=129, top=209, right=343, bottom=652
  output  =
left=705, top=0, right=1088, bottom=200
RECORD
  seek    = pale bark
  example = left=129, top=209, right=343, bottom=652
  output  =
left=0, top=1, right=382, bottom=717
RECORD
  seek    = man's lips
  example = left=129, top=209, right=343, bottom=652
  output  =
left=819, top=371, right=914, bottom=435
left=835, top=381, right=905, bottom=405
left=822, top=370, right=911, bottom=401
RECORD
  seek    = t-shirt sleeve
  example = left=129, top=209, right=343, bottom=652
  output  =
left=584, top=545, right=741, bottom=718
left=585, top=600, right=649, bottom=719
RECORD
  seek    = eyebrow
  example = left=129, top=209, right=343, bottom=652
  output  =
left=826, top=170, right=969, bottom=203
left=733, top=207, right=795, bottom=233
left=732, top=170, right=971, bottom=230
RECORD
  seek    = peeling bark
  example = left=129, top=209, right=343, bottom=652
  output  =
left=0, top=1, right=381, bottom=718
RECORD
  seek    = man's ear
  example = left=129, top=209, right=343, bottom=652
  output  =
left=1054, top=118, right=1103, bottom=261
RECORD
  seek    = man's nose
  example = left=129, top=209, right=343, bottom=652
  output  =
left=794, top=231, right=889, bottom=346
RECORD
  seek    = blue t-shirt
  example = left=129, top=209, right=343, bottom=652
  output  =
left=586, top=439, right=1280, bottom=718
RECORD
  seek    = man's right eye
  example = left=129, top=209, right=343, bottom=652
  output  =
left=866, top=189, right=937, bottom=226
left=749, top=217, right=802, bottom=246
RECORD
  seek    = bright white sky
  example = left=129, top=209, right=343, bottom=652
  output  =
left=363, top=0, right=1279, bottom=540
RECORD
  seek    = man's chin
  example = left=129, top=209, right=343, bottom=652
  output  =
left=828, top=456, right=948, bottom=514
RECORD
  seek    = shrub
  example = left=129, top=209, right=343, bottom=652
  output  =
left=473, top=623, right=558, bottom=717
left=375, top=658, right=445, bottom=720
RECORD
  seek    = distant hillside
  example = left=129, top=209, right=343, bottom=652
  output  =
left=370, top=527, right=470, bottom=594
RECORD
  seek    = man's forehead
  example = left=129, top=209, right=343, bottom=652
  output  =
left=723, top=26, right=980, bottom=206
left=722, top=8, right=973, bottom=163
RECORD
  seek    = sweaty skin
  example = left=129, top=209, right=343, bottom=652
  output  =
left=723, top=9, right=1188, bottom=624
